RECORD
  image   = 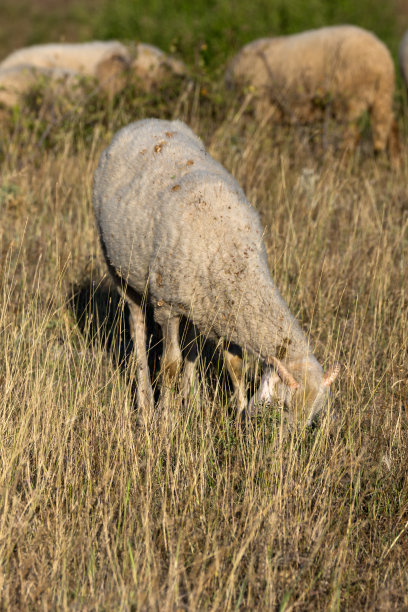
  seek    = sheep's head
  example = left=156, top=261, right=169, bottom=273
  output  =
left=248, top=356, right=340, bottom=426
left=96, top=54, right=130, bottom=98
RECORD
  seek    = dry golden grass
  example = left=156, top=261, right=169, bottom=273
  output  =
left=0, top=86, right=407, bottom=610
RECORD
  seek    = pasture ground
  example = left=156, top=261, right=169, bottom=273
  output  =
left=0, top=80, right=407, bottom=610
left=0, top=2, right=407, bottom=607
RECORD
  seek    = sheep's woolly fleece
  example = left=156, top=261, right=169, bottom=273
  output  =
left=93, top=119, right=333, bottom=418
left=226, top=25, right=396, bottom=154
left=0, top=41, right=187, bottom=103
left=0, top=41, right=129, bottom=76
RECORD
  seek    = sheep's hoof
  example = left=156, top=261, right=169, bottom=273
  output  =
left=182, top=374, right=201, bottom=408
left=233, top=391, right=248, bottom=416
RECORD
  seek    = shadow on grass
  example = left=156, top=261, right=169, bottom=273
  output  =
left=66, top=275, right=236, bottom=405
left=67, top=275, right=162, bottom=377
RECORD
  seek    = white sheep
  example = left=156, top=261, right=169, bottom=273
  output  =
left=0, top=41, right=186, bottom=99
left=226, top=25, right=399, bottom=161
left=0, top=41, right=130, bottom=99
left=399, top=30, right=408, bottom=93
left=0, top=64, right=79, bottom=108
left=93, top=118, right=339, bottom=423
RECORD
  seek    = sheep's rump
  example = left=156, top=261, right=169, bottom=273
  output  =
left=93, top=119, right=269, bottom=338
left=227, top=25, right=395, bottom=126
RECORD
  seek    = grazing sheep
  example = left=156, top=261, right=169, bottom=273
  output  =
left=93, top=118, right=339, bottom=423
left=0, top=41, right=186, bottom=98
left=399, top=30, right=408, bottom=92
left=0, top=64, right=79, bottom=108
left=0, top=41, right=131, bottom=98
left=226, top=25, right=399, bottom=161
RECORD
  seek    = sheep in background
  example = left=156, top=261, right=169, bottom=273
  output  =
left=0, top=41, right=130, bottom=98
left=399, top=30, right=408, bottom=93
left=226, top=25, right=399, bottom=162
left=93, top=118, right=339, bottom=424
left=0, top=41, right=186, bottom=99
left=0, top=64, right=79, bottom=108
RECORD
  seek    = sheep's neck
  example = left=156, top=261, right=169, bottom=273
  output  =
left=225, top=271, right=314, bottom=364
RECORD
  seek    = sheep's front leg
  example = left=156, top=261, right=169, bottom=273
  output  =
left=152, top=309, right=182, bottom=412
left=224, top=345, right=247, bottom=414
left=181, top=322, right=200, bottom=403
left=160, top=315, right=182, bottom=383
left=126, top=299, right=154, bottom=411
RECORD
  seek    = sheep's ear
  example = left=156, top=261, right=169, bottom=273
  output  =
left=322, top=363, right=341, bottom=386
left=265, top=356, right=300, bottom=389
left=247, top=369, right=280, bottom=415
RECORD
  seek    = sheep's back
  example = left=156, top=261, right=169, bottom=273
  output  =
left=0, top=41, right=129, bottom=76
left=93, top=119, right=267, bottom=318
left=229, top=26, right=393, bottom=103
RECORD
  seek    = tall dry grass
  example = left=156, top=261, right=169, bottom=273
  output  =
left=0, top=86, right=407, bottom=610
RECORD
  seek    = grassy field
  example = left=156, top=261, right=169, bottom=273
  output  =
left=0, top=1, right=408, bottom=609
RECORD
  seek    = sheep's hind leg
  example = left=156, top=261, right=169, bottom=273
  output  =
left=370, top=95, right=400, bottom=166
left=341, top=120, right=361, bottom=154
left=338, top=97, right=369, bottom=155
left=224, top=344, right=247, bottom=414
left=160, top=315, right=182, bottom=384
left=125, top=295, right=154, bottom=412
